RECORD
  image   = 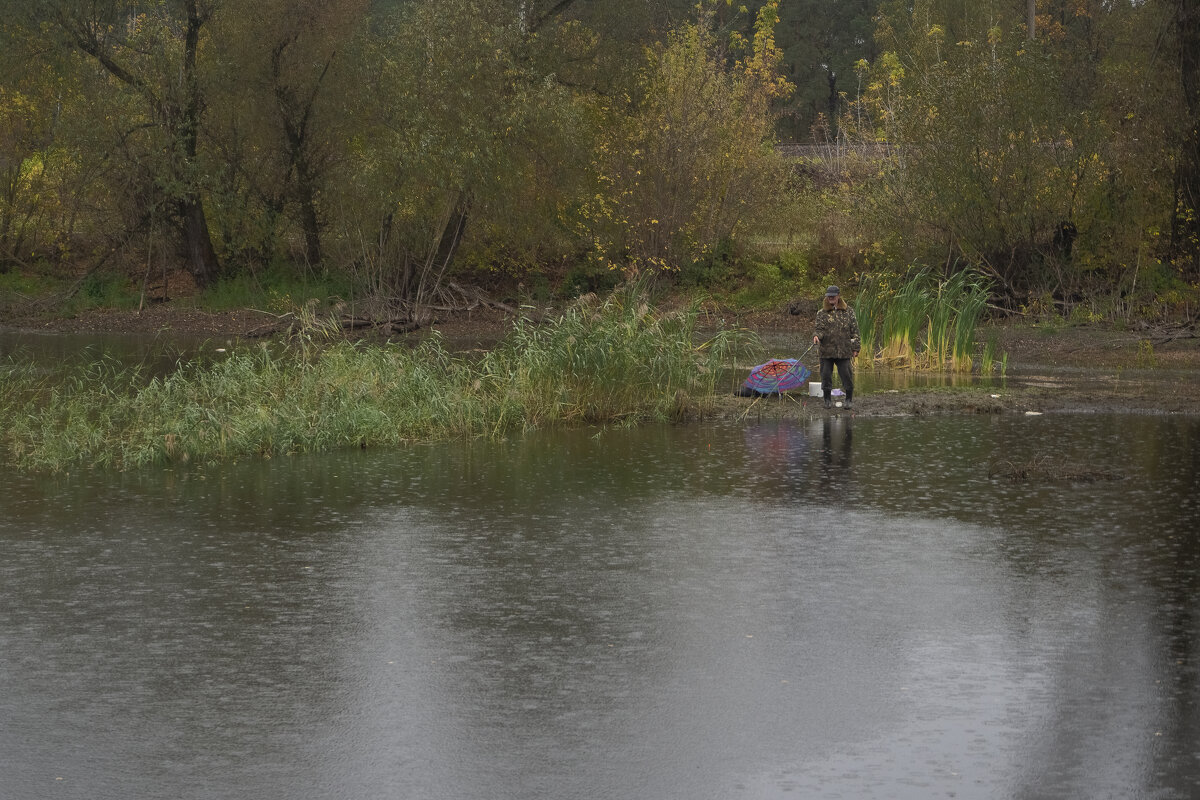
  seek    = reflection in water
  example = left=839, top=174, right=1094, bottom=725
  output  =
left=0, top=331, right=217, bottom=379
left=818, top=414, right=853, bottom=473
left=0, top=414, right=1197, bottom=799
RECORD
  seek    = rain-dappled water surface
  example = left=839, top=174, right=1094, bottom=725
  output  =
left=1, top=413, right=1198, bottom=800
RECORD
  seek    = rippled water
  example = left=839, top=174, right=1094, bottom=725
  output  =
left=2, top=414, right=1197, bottom=799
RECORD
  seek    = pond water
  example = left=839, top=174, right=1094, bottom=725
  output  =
left=2, top=412, right=1197, bottom=800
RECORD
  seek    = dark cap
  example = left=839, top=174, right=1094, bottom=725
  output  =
left=824, top=285, right=840, bottom=297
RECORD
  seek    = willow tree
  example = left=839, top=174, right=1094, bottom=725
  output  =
left=582, top=0, right=794, bottom=276
left=323, top=0, right=601, bottom=316
left=0, top=21, right=58, bottom=270
left=776, top=0, right=877, bottom=141
left=849, top=0, right=1181, bottom=306
left=33, top=0, right=224, bottom=287
left=205, top=0, right=368, bottom=270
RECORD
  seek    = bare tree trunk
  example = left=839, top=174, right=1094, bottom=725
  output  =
left=1174, top=0, right=1200, bottom=280
left=297, top=173, right=323, bottom=267
left=271, top=39, right=331, bottom=269
left=413, top=196, right=469, bottom=312
left=181, top=198, right=221, bottom=287
left=1027, top=0, right=1037, bottom=40
left=179, top=0, right=222, bottom=287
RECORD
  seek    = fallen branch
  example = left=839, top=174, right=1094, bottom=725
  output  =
left=986, top=303, right=1029, bottom=317
left=1150, top=329, right=1199, bottom=346
left=335, top=315, right=423, bottom=335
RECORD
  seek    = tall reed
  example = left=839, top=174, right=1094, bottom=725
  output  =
left=881, top=271, right=931, bottom=364
left=949, top=270, right=990, bottom=372
left=0, top=284, right=748, bottom=472
left=852, top=285, right=881, bottom=367
left=856, top=265, right=998, bottom=371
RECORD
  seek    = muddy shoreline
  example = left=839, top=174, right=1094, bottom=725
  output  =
left=4, top=302, right=1199, bottom=418
left=725, top=309, right=1200, bottom=419
left=706, top=372, right=1200, bottom=422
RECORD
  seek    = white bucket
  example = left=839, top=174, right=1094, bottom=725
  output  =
left=808, top=381, right=822, bottom=397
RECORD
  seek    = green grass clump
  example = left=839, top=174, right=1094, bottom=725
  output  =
left=201, top=264, right=356, bottom=313
left=0, top=284, right=747, bottom=472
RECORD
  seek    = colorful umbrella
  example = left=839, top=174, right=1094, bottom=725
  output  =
left=742, top=358, right=811, bottom=395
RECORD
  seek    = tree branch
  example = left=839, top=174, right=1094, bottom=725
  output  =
left=56, top=11, right=164, bottom=118
left=529, top=0, right=578, bottom=33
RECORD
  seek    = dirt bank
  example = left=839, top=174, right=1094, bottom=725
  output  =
left=4, top=299, right=1199, bottom=418
left=705, top=372, right=1200, bottom=423
left=714, top=305, right=1200, bottom=419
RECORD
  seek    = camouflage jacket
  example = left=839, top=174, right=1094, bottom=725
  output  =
left=814, top=307, right=861, bottom=359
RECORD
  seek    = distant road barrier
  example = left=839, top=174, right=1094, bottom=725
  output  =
left=776, top=142, right=894, bottom=162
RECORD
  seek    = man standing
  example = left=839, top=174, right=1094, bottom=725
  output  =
left=812, top=285, right=861, bottom=410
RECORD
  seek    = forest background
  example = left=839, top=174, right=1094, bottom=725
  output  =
left=1, top=0, right=1198, bottom=330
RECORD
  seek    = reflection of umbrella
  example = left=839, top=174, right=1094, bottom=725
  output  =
left=743, top=359, right=811, bottom=394
left=744, top=421, right=810, bottom=467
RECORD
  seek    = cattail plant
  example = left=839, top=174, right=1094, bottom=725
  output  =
left=856, top=265, right=1000, bottom=371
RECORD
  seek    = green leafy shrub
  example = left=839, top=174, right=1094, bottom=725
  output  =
left=580, top=1, right=793, bottom=277
left=202, top=264, right=354, bottom=312
left=72, top=272, right=137, bottom=311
